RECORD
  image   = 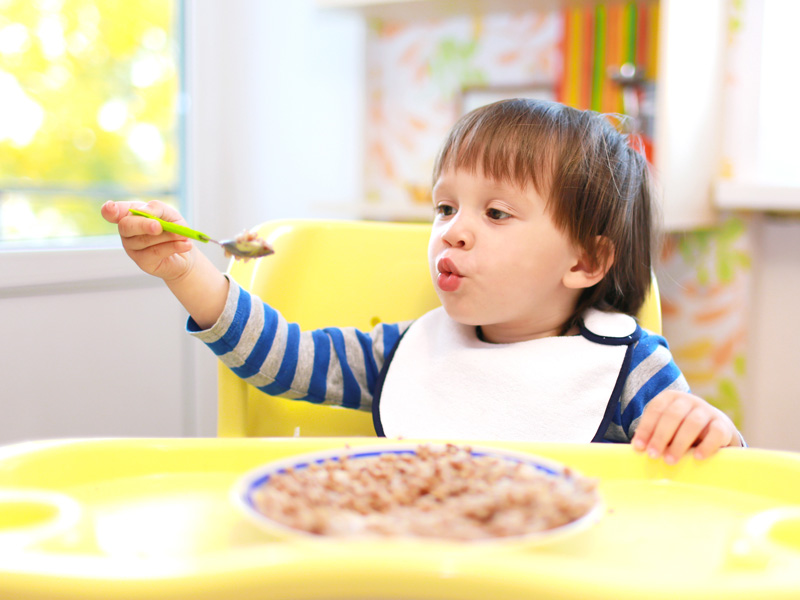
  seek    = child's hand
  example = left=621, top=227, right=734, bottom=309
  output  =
left=101, top=200, right=196, bottom=281
left=632, top=390, right=742, bottom=464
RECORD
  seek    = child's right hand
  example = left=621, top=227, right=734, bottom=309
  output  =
left=101, top=200, right=197, bottom=282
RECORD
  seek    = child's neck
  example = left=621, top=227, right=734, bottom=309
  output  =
left=477, top=320, right=577, bottom=343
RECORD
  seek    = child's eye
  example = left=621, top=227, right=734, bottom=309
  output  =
left=487, top=208, right=511, bottom=220
left=434, top=204, right=456, bottom=217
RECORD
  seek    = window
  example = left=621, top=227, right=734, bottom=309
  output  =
left=0, top=0, right=183, bottom=245
left=717, top=0, right=800, bottom=209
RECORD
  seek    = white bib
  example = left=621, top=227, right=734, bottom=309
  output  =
left=375, top=307, right=638, bottom=442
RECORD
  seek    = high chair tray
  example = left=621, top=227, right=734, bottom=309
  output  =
left=1, top=438, right=799, bottom=600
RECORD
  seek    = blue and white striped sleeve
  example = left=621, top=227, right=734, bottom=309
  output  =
left=187, top=280, right=410, bottom=411
left=604, top=328, right=690, bottom=443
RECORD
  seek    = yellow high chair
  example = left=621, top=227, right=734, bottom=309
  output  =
left=217, top=219, right=662, bottom=438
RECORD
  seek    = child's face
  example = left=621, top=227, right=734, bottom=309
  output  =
left=428, top=167, right=583, bottom=343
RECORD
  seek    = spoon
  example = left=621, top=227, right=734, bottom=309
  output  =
left=128, top=208, right=274, bottom=260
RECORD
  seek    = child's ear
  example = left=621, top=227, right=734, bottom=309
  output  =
left=563, top=236, right=615, bottom=290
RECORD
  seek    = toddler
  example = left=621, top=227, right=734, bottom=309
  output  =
left=102, top=98, right=743, bottom=463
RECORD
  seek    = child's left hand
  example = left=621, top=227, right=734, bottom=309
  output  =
left=632, top=390, right=743, bottom=464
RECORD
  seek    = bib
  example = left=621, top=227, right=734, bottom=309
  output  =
left=373, top=307, right=639, bottom=442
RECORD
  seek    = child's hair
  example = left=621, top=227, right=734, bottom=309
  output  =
left=432, top=98, right=658, bottom=332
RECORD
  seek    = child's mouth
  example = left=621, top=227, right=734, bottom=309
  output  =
left=437, top=257, right=462, bottom=292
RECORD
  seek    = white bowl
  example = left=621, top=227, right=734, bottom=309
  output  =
left=233, top=443, right=603, bottom=547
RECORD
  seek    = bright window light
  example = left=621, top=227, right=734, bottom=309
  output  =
left=757, top=0, right=800, bottom=186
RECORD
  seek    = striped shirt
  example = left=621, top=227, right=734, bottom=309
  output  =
left=189, top=281, right=690, bottom=442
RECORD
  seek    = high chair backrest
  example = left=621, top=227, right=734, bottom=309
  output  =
left=218, top=219, right=662, bottom=437
left=218, top=219, right=441, bottom=437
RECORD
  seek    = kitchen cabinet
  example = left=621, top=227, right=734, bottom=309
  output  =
left=318, top=0, right=727, bottom=230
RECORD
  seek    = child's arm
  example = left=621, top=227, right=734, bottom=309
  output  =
left=631, top=390, right=743, bottom=464
left=101, top=200, right=229, bottom=329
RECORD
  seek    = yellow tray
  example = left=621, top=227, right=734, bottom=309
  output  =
left=1, top=438, right=800, bottom=600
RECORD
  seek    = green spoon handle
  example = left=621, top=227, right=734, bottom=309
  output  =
left=128, top=208, right=211, bottom=243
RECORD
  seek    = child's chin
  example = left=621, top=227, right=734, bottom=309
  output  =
left=440, top=305, right=483, bottom=327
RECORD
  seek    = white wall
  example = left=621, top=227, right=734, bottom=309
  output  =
left=743, top=216, right=800, bottom=452
left=187, top=0, right=365, bottom=244
left=186, top=0, right=366, bottom=434
left=0, top=244, right=207, bottom=443
left=0, top=0, right=365, bottom=444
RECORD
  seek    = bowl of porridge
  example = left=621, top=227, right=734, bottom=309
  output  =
left=233, top=443, right=602, bottom=545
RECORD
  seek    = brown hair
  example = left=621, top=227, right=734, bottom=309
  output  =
left=432, top=98, right=658, bottom=332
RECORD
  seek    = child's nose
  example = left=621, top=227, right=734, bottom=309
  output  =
left=442, top=214, right=474, bottom=249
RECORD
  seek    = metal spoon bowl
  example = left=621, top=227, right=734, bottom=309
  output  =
left=128, top=208, right=274, bottom=260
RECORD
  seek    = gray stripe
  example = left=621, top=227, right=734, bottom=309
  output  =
left=241, top=304, right=291, bottom=387
left=220, top=298, right=264, bottom=369
left=324, top=336, right=345, bottom=405
left=286, top=331, right=323, bottom=400
left=603, top=421, right=629, bottom=443
left=371, top=320, right=413, bottom=367
left=190, top=279, right=240, bottom=345
left=620, top=343, right=689, bottom=410
left=371, top=324, right=386, bottom=367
